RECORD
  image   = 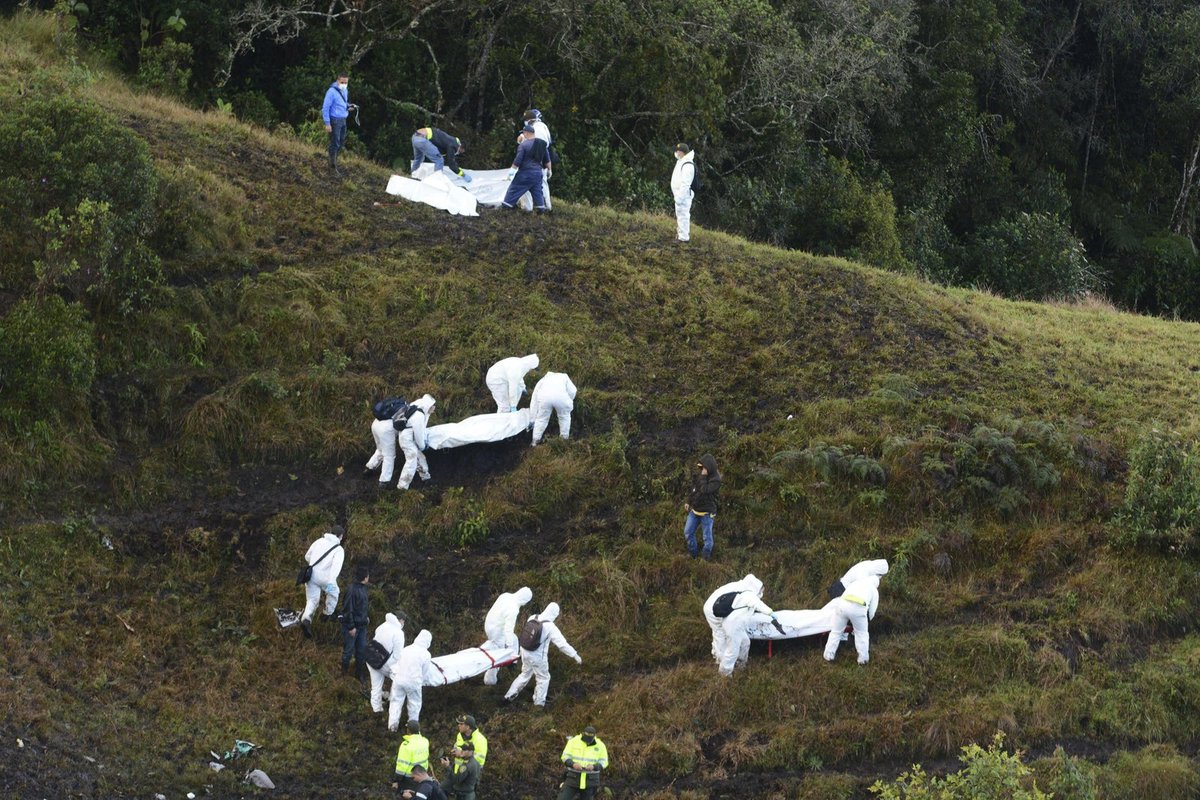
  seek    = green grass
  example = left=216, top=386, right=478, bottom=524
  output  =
left=4, top=9, right=1200, bottom=798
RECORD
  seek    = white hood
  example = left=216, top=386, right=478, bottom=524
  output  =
left=412, top=393, right=436, bottom=414
left=385, top=612, right=404, bottom=628
left=520, top=354, right=540, bottom=373
left=538, top=602, right=560, bottom=623
left=414, top=629, right=432, bottom=649
left=515, top=586, right=533, bottom=605
left=742, top=574, right=764, bottom=597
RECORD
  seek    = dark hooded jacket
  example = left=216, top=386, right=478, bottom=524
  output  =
left=688, top=454, right=722, bottom=514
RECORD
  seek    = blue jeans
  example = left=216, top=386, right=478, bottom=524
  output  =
left=328, top=117, right=347, bottom=164
left=411, top=134, right=444, bottom=173
left=684, top=511, right=714, bottom=558
left=342, top=623, right=368, bottom=668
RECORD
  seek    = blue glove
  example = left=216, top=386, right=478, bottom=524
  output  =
left=460, top=172, right=473, bottom=183
left=507, top=168, right=517, bottom=180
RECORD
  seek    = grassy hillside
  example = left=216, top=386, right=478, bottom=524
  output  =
left=5, top=11, right=1200, bottom=799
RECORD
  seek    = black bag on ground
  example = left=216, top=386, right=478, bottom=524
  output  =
left=518, top=618, right=544, bottom=650
left=374, top=397, right=406, bottom=421
left=711, top=591, right=738, bottom=619
left=364, top=639, right=392, bottom=670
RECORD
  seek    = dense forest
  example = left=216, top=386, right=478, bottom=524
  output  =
left=34, top=0, right=1200, bottom=316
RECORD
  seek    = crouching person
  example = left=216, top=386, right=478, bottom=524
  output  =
left=397, top=394, right=436, bottom=490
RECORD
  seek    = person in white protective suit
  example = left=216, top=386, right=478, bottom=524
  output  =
left=702, top=574, right=778, bottom=677
left=397, top=394, right=436, bottom=490
left=824, top=560, right=888, bottom=665
left=670, top=143, right=697, bottom=243
left=365, top=413, right=400, bottom=484
left=529, top=372, right=577, bottom=445
left=482, top=586, right=534, bottom=685
left=503, top=602, right=582, bottom=707
left=368, top=612, right=406, bottom=714
left=389, top=629, right=433, bottom=731
left=300, top=526, right=346, bottom=638
left=485, top=354, right=539, bottom=413
left=523, top=109, right=553, bottom=211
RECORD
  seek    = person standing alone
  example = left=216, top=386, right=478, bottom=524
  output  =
left=683, top=454, right=721, bottom=560
left=670, top=143, right=697, bottom=242
left=340, top=563, right=371, bottom=680
left=322, top=72, right=351, bottom=175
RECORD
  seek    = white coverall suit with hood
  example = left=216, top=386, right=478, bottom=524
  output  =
left=389, top=629, right=433, bottom=731
left=702, top=574, right=775, bottom=677
left=671, top=150, right=696, bottom=242
left=485, top=354, right=539, bottom=413
left=504, top=602, right=581, bottom=707
left=365, top=417, right=400, bottom=483
left=529, top=372, right=577, bottom=445
left=825, top=560, right=888, bottom=664
left=301, top=531, right=345, bottom=623
left=367, top=612, right=406, bottom=713
left=398, top=394, right=436, bottom=490
left=483, top=586, right=534, bottom=685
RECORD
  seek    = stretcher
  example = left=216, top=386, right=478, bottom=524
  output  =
left=425, top=410, right=531, bottom=451
left=745, top=603, right=839, bottom=640
left=422, top=641, right=520, bottom=687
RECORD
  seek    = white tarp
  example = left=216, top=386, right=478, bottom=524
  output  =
left=385, top=171, right=478, bottom=216
left=425, top=410, right=531, bottom=451
left=423, top=642, right=519, bottom=687
left=403, top=164, right=534, bottom=211
left=746, top=602, right=839, bottom=641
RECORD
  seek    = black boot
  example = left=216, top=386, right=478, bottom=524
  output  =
left=341, top=661, right=349, bottom=676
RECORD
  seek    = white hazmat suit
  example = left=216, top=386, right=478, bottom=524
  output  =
left=398, top=394, right=436, bottom=490
left=529, top=372, right=577, bottom=445
left=824, top=560, right=888, bottom=665
left=671, top=150, right=696, bottom=242
left=702, top=574, right=775, bottom=677
left=365, top=417, right=399, bottom=483
left=483, top=587, right=534, bottom=685
left=389, top=629, right=432, bottom=730
left=301, top=531, right=345, bottom=623
left=531, top=117, right=553, bottom=211
left=504, top=602, right=581, bottom=707
left=485, top=354, right=539, bottom=412
left=367, top=612, right=406, bottom=713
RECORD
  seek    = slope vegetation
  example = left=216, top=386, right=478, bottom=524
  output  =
left=4, top=13, right=1200, bottom=800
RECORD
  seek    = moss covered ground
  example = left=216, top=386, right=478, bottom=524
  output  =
left=4, top=12, right=1200, bottom=800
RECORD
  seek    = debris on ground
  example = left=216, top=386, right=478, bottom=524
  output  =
left=246, top=768, right=275, bottom=789
left=275, top=608, right=301, bottom=629
left=210, top=761, right=225, bottom=772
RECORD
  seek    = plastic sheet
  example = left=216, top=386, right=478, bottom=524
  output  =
left=425, top=410, right=531, bottom=451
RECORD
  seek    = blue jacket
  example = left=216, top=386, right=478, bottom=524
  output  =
left=512, top=138, right=548, bottom=175
left=322, top=82, right=349, bottom=124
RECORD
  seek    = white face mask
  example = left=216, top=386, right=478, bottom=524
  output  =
left=339, top=82, right=348, bottom=90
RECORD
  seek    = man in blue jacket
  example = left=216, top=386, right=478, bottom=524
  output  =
left=501, top=126, right=549, bottom=212
left=322, top=72, right=353, bottom=175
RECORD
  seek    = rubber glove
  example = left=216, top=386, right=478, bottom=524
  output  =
left=574, top=655, right=583, bottom=665
left=507, top=168, right=517, bottom=180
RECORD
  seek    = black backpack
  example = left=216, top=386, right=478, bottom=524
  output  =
left=711, top=591, right=738, bottom=619
left=374, top=397, right=406, bottom=421
left=518, top=617, right=544, bottom=651
left=689, top=160, right=702, bottom=193
left=364, top=639, right=392, bottom=670
left=392, top=404, right=424, bottom=431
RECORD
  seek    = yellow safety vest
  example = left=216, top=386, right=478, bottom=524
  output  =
left=395, top=734, right=431, bottom=775
left=560, top=735, right=609, bottom=789
left=453, top=729, right=488, bottom=772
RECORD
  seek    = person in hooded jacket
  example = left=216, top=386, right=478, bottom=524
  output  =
left=670, top=143, right=697, bottom=242
left=300, top=525, right=346, bottom=638
left=321, top=72, right=354, bottom=174
left=365, top=397, right=404, bottom=485
left=684, top=454, right=721, bottom=560
left=529, top=372, right=577, bottom=445
left=397, top=394, right=436, bottom=490
left=503, top=602, right=582, bottom=707
left=702, top=574, right=778, bottom=677
left=824, top=560, right=888, bottom=665
left=501, top=127, right=550, bottom=212
left=390, top=629, right=433, bottom=731
left=485, top=354, right=539, bottom=413
left=368, top=611, right=406, bottom=714
left=482, top=586, right=534, bottom=685
left=340, top=563, right=371, bottom=680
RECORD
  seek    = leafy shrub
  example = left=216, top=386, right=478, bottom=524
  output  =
left=136, top=39, right=192, bottom=98
left=1122, top=234, right=1200, bottom=318
left=871, top=733, right=1049, bottom=799
left=0, top=295, right=96, bottom=429
left=968, top=211, right=1097, bottom=301
left=0, top=88, right=161, bottom=313
left=1111, top=429, right=1200, bottom=554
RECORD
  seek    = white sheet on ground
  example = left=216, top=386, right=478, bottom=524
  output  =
left=386, top=171, right=478, bottom=216
left=423, top=641, right=519, bottom=687
left=746, top=602, right=839, bottom=640
left=411, top=164, right=534, bottom=211
left=425, top=410, right=531, bottom=450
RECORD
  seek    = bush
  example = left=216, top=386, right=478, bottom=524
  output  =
left=136, top=40, right=192, bottom=99
left=1111, top=429, right=1200, bottom=554
left=0, top=88, right=161, bottom=313
left=968, top=211, right=1097, bottom=301
left=0, top=295, right=96, bottom=430
left=871, top=733, right=1049, bottom=799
